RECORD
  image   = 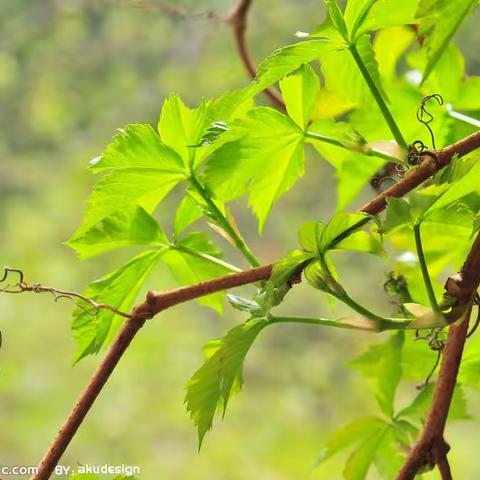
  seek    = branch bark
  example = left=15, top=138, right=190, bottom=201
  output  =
left=397, top=233, right=480, bottom=479
left=226, top=0, right=285, bottom=108
left=31, top=130, right=480, bottom=480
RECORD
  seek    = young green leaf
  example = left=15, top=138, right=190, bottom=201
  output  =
left=205, top=107, right=306, bottom=231
left=158, top=95, right=208, bottom=167
left=185, top=318, right=269, bottom=447
left=416, top=0, right=477, bottom=82
left=270, top=250, right=317, bottom=287
left=72, top=250, right=163, bottom=363
left=316, top=416, right=385, bottom=466
left=173, top=195, right=204, bottom=239
left=279, top=64, right=320, bottom=129
left=356, top=0, right=419, bottom=34
left=324, top=0, right=349, bottom=40
left=244, top=40, right=337, bottom=99
left=298, top=220, right=324, bottom=252
left=321, top=33, right=386, bottom=104
left=374, top=331, right=404, bottom=418
left=319, top=212, right=372, bottom=253
left=75, top=125, right=185, bottom=234
left=68, top=206, right=168, bottom=259
left=89, top=124, right=184, bottom=174
left=383, top=197, right=412, bottom=234
left=343, top=423, right=388, bottom=480
left=162, top=232, right=235, bottom=312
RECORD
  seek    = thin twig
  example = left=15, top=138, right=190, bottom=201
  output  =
left=0, top=268, right=132, bottom=319
left=226, top=0, right=285, bottom=108
left=29, top=130, right=480, bottom=480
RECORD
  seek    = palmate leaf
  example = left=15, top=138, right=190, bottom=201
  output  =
left=351, top=0, right=419, bottom=35
left=243, top=40, right=338, bottom=99
left=185, top=318, right=269, bottom=447
left=343, top=424, right=388, bottom=480
left=158, top=95, right=210, bottom=167
left=279, top=64, right=320, bottom=129
left=74, top=124, right=186, bottom=235
left=162, top=232, right=234, bottom=312
left=321, top=33, right=387, bottom=105
left=72, top=250, right=163, bottom=363
left=68, top=205, right=168, bottom=259
left=416, top=0, right=477, bottom=82
left=375, top=331, right=404, bottom=418
left=316, top=416, right=385, bottom=466
left=205, top=107, right=306, bottom=231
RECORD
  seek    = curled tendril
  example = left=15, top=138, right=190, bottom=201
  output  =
left=0, top=266, right=132, bottom=319
left=370, top=175, right=397, bottom=191
left=416, top=93, right=444, bottom=149
left=467, top=293, right=480, bottom=339
left=414, top=327, right=446, bottom=389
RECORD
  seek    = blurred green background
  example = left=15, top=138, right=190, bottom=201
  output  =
left=1, top=1, right=480, bottom=478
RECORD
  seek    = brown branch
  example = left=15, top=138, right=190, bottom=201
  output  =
left=29, top=130, right=480, bottom=480
left=397, top=233, right=480, bottom=479
left=226, top=0, right=285, bottom=109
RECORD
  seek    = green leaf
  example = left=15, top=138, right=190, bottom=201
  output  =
left=68, top=206, right=168, bottom=259
left=173, top=194, right=204, bottom=238
left=372, top=426, right=406, bottom=479
left=316, top=416, right=385, bottom=466
left=319, top=212, right=372, bottom=253
left=185, top=318, right=269, bottom=447
left=279, top=64, right=320, bottom=129
left=271, top=250, right=317, bottom=287
left=336, top=153, right=386, bottom=210
left=423, top=158, right=480, bottom=214
left=298, top=220, right=324, bottom=252
left=375, top=331, right=404, bottom=417
left=205, top=107, right=305, bottom=231
left=75, top=125, right=185, bottom=234
left=374, top=26, right=415, bottom=82
left=359, top=0, right=419, bottom=33
left=335, top=230, right=384, bottom=255
left=416, top=0, right=477, bottom=82
left=72, top=250, right=163, bottom=362
left=89, top=124, right=184, bottom=174
left=383, top=197, right=412, bottom=234
left=321, top=33, right=386, bottom=104
left=343, top=421, right=388, bottom=479
left=324, top=0, right=349, bottom=40
left=244, top=40, right=337, bottom=99
left=162, top=232, right=233, bottom=312
left=158, top=95, right=208, bottom=167
left=397, top=383, right=435, bottom=422
left=455, top=77, right=480, bottom=111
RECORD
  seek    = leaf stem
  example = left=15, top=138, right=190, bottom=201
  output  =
left=349, top=43, right=408, bottom=151
left=172, top=245, right=242, bottom=272
left=269, top=315, right=412, bottom=332
left=305, top=131, right=399, bottom=162
left=188, top=173, right=260, bottom=267
left=413, top=223, right=440, bottom=314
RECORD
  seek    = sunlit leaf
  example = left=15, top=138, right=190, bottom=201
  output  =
left=416, top=0, right=477, bottom=82
left=72, top=250, right=163, bottom=362
left=68, top=206, right=167, bottom=259
left=205, top=107, right=305, bottom=231
left=162, top=232, right=234, bottom=312
left=375, top=331, right=404, bottom=417
left=279, top=64, right=320, bottom=129
left=185, top=318, right=269, bottom=447
left=316, top=416, right=385, bottom=466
